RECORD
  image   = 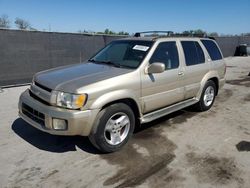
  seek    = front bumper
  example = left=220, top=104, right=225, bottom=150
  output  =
left=18, top=89, right=99, bottom=136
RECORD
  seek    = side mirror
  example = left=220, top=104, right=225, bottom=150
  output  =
left=146, top=62, right=165, bottom=74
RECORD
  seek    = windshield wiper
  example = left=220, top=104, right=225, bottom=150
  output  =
left=89, top=59, right=120, bottom=68
left=89, top=59, right=134, bottom=69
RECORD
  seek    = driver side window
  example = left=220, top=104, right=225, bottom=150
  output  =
left=149, top=42, right=179, bottom=70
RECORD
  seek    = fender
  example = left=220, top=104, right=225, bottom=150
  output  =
left=89, top=89, right=142, bottom=115
left=196, top=71, right=219, bottom=100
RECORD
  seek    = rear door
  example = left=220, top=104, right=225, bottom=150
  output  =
left=180, top=40, right=209, bottom=99
left=200, top=39, right=226, bottom=80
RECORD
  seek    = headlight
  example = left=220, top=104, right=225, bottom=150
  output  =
left=56, top=91, right=87, bottom=109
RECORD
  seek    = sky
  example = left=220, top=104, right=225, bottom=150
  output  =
left=0, top=0, right=250, bottom=35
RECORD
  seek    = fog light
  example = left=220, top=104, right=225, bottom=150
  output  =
left=52, top=119, right=68, bottom=130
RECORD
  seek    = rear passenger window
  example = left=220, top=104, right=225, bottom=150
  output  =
left=181, top=41, right=205, bottom=66
left=201, top=40, right=222, bottom=61
left=149, top=42, right=179, bottom=70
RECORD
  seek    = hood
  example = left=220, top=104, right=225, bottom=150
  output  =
left=34, top=62, right=133, bottom=92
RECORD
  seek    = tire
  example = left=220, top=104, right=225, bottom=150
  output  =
left=89, top=103, right=135, bottom=153
left=193, top=80, right=217, bottom=112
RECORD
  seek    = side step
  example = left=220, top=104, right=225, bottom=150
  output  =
left=140, top=98, right=198, bottom=124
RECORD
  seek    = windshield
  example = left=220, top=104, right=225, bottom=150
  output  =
left=89, top=40, right=153, bottom=69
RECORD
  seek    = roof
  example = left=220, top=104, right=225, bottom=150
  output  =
left=117, top=37, right=155, bottom=41
left=120, top=31, right=215, bottom=41
left=117, top=36, right=213, bottom=42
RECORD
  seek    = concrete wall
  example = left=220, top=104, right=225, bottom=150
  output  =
left=215, top=36, right=250, bottom=57
left=0, top=29, right=250, bottom=87
left=0, top=29, right=122, bottom=86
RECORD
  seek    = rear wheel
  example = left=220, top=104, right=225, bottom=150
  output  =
left=89, top=103, right=135, bottom=153
left=193, top=80, right=216, bottom=111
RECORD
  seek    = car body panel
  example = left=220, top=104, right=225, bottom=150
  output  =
left=34, top=62, right=133, bottom=93
left=18, top=36, right=226, bottom=136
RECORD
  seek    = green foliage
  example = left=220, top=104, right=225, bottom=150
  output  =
left=208, top=32, right=219, bottom=37
left=118, top=31, right=129, bottom=35
left=96, top=29, right=129, bottom=35
left=181, top=29, right=207, bottom=36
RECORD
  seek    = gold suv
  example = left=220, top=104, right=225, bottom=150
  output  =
left=19, top=32, right=226, bottom=152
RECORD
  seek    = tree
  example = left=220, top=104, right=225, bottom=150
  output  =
left=193, top=29, right=206, bottom=35
left=0, top=14, right=10, bottom=28
left=209, top=32, right=219, bottom=37
left=118, top=31, right=129, bottom=35
left=104, top=28, right=115, bottom=35
left=242, top=33, right=250, bottom=36
left=182, top=30, right=192, bottom=35
left=182, top=29, right=207, bottom=36
left=29, top=27, right=37, bottom=31
left=15, top=17, right=30, bottom=30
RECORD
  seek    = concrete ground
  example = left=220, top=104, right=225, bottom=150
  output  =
left=0, top=57, right=250, bottom=188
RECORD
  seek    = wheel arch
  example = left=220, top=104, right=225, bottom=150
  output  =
left=196, top=71, right=220, bottom=100
left=89, top=89, right=142, bottom=127
left=207, top=77, right=219, bottom=95
left=101, top=98, right=140, bottom=120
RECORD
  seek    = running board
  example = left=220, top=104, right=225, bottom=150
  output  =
left=140, top=98, right=198, bottom=124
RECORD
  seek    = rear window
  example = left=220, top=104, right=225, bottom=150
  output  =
left=201, top=40, right=222, bottom=61
left=181, top=41, right=205, bottom=66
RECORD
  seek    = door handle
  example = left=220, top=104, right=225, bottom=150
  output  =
left=178, top=71, right=184, bottom=76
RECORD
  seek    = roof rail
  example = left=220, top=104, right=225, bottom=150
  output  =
left=134, top=31, right=215, bottom=40
left=134, top=31, right=174, bottom=37
left=170, top=33, right=207, bottom=38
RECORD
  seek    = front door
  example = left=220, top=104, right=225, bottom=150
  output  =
left=141, top=41, right=184, bottom=114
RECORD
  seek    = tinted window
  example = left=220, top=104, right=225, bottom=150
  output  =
left=181, top=41, right=205, bottom=66
left=91, top=40, right=153, bottom=69
left=195, top=42, right=205, bottom=63
left=201, top=40, right=222, bottom=61
left=149, top=42, right=179, bottom=70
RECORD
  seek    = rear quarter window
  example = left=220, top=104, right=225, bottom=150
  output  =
left=201, top=40, right=222, bottom=61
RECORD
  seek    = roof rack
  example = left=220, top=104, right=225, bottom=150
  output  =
left=170, top=33, right=207, bottom=38
left=134, top=31, right=174, bottom=37
left=134, top=31, right=215, bottom=40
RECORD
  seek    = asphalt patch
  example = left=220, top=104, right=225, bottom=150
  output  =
left=41, top=170, right=59, bottom=180
left=243, top=94, right=250, bottom=101
left=236, top=141, right=250, bottom=152
left=186, top=152, right=243, bottom=185
left=216, top=89, right=233, bottom=103
left=226, top=65, right=237, bottom=68
left=167, top=111, right=196, bottom=124
left=101, top=127, right=177, bottom=188
left=226, top=77, right=250, bottom=87
left=8, top=167, right=42, bottom=187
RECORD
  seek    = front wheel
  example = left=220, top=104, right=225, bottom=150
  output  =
left=193, top=80, right=216, bottom=112
left=89, top=103, right=135, bottom=153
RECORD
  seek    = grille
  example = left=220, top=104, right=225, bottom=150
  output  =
left=22, top=103, right=45, bottom=127
left=34, top=81, right=52, bottom=92
left=29, top=90, right=51, bottom=106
